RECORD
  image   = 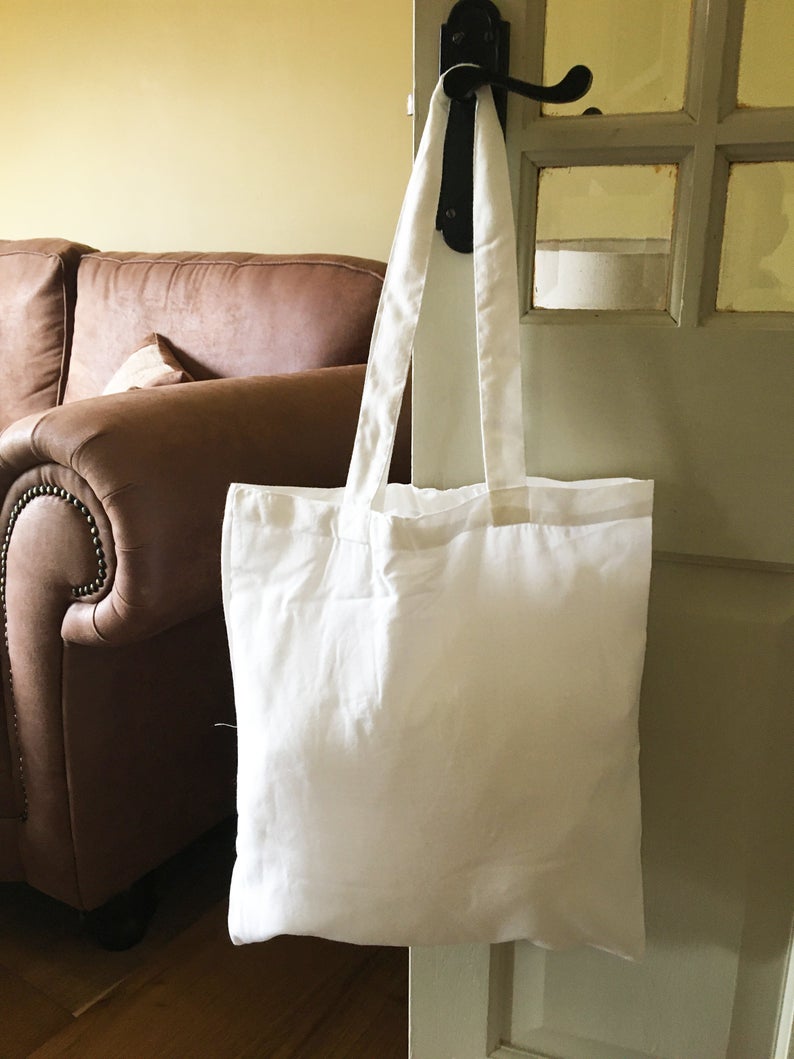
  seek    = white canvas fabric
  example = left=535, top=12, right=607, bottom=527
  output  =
left=221, top=73, right=653, bottom=960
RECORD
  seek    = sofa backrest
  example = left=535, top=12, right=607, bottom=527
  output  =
left=63, top=251, right=387, bottom=403
left=0, top=239, right=94, bottom=433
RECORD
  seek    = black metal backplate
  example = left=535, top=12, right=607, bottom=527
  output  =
left=437, top=0, right=510, bottom=253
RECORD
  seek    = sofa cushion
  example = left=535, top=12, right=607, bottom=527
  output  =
left=65, top=252, right=387, bottom=403
left=0, top=239, right=95, bottom=433
left=102, top=333, right=194, bottom=393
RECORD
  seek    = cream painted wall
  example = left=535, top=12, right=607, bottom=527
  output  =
left=0, top=0, right=412, bottom=260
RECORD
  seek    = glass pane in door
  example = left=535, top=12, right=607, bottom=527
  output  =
left=717, top=161, right=794, bottom=312
left=533, top=164, right=678, bottom=310
left=737, top=0, right=794, bottom=108
left=543, top=0, right=692, bottom=116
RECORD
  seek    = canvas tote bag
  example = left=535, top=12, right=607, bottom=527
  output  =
left=221, top=74, right=653, bottom=960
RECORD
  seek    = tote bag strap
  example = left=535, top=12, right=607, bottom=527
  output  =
left=345, top=72, right=526, bottom=509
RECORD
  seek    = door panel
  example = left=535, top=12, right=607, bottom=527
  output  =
left=522, top=326, right=793, bottom=565
left=410, top=0, right=794, bottom=1056
left=502, top=563, right=794, bottom=1058
left=410, top=567, right=793, bottom=1059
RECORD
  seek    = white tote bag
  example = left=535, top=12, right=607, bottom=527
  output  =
left=222, top=75, right=653, bottom=960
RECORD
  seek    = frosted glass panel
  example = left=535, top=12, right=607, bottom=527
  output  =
left=533, top=165, right=677, bottom=310
left=543, top=0, right=692, bottom=115
left=737, top=0, right=794, bottom=108
left=717, top=162, right=794, bottom=312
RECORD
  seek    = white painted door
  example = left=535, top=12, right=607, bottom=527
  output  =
left=409, top=1, right=794, bottom=1056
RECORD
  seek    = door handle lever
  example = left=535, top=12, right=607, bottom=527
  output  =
left=436, top=0, right=593, bottom=254
left=443, top=63, right=593, bottom=106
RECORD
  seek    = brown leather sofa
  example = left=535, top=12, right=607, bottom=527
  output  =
left=0, top=238, right=409, bottom=944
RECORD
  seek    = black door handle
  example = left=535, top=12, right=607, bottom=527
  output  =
left=436, top=0, right=593, bottom=254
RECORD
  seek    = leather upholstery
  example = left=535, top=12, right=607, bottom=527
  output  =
left=64, top=252, right=386, bottom=401
left=0, top=239, right=94, bottom=432
left=0, top=241, right=408, bottom=911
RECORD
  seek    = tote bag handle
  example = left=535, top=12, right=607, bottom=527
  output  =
left=344, top=72, right=527, bottom=510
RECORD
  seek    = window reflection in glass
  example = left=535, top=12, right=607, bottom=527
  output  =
left=738, top=0, right=794, bottom=108
left=543, top=0, right=692, bottom=116
left=717, top=162, right=794, bottom=312
left=533, top=165, right=678, bottom=311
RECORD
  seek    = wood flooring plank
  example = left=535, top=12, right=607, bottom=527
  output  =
left=3, top=819, right=408, bottom=1058
left=0, top=881, right=144, bottom=1019
left=0, top=819, right=236, bottom=1015
left=269, top=946, right=409, bottom=1059
left=0, top=963, right=73, bottom=1059
left=29, top=904, right=401, bottom=1059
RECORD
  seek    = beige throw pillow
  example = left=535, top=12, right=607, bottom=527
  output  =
left=102, top=333, right=193, bottom=394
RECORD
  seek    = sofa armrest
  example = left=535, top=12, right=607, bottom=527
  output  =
left=0, top=365, right=411, bottom=647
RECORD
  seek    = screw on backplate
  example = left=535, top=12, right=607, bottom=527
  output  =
left=445, top=208, right=457, bottom=220
left=452, top=31, right=465, bottom=44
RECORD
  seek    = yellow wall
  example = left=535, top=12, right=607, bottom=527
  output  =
left=0, top=0, right=412, bottom=260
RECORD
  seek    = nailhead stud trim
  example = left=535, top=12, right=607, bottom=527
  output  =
left=0, top=485, right=108, bottom=821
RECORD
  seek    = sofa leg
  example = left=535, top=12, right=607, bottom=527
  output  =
left=80, top=873, right=158, bottom=951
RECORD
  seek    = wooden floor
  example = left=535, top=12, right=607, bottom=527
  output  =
left=0, top=822, right=408, bottom=1058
